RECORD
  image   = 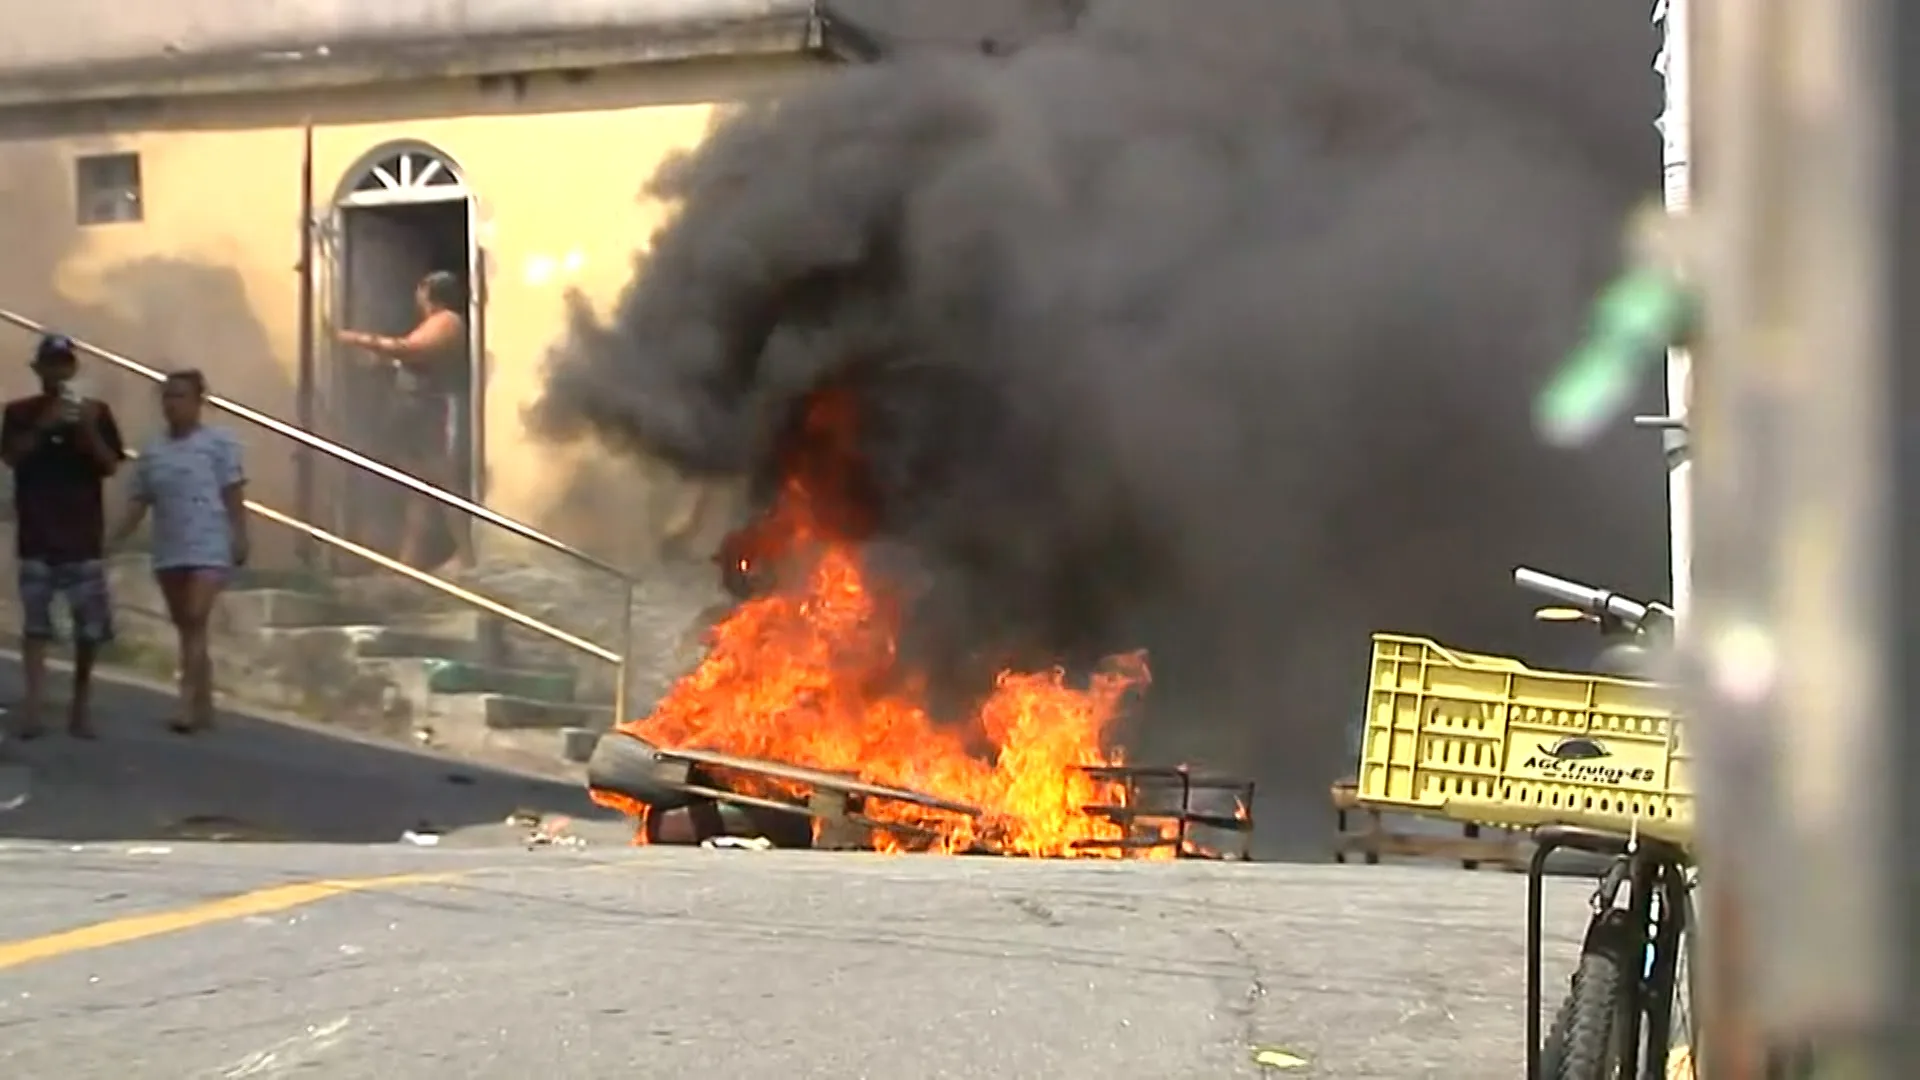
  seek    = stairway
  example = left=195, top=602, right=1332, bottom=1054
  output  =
left=100, top=554, right=614, bottom=772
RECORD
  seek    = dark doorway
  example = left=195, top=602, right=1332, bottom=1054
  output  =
left=330, top=198, right=479, bottom=566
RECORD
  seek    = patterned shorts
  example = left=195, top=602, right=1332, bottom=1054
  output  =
left=17, top=559, right=115, bottom=645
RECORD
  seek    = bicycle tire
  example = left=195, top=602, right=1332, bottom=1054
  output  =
left=1542, top=907, right=1637, bottom=1079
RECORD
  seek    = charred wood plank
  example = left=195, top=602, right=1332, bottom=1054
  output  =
left=587, top=730, right=700, bottom=812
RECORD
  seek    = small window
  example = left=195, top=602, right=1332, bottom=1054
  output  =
left=74, top=152, right=143, bottom=225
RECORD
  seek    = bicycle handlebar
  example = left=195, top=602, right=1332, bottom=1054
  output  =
left=1513, top=566, right=1658, bottom=632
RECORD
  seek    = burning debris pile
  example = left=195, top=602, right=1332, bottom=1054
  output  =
left=588, top=390, right=1252, bottom=857
left=544, top=0, right=1667, bottom=856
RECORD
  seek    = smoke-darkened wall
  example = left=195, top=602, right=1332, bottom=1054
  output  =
left=533, top=0, right=1667, bottom=854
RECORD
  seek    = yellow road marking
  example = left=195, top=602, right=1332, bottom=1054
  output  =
left=0, top=871, right=463, bottom=972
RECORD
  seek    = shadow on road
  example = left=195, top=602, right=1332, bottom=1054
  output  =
left=0, top=658, right=615, bottom=845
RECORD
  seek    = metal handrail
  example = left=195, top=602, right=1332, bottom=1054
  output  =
left=115, top=447, right=622, bottom=664
left=0, top=310, right=640, bottom=723
left=0, top=309, right=620, bottom=575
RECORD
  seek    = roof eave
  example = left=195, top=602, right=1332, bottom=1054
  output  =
left=0, top=11, right=867, bottom=110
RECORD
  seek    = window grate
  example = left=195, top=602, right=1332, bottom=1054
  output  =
left=75, top=152, right=143, bottom=225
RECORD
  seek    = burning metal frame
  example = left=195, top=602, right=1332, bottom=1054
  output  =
left=1071, top=764, right=1255, bottom=860
left=587, top=730, right=1255, bottom=859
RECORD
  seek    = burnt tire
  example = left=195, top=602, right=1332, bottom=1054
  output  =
left=1543, top=908, right=1636, bottom=1079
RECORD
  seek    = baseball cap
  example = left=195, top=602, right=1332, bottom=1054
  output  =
left=33, top=334, right=76, bottom=365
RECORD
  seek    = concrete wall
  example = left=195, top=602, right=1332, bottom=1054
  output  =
left=0, top=0, right=811, bottom=74
left=0, top=55, right=818, bottom=567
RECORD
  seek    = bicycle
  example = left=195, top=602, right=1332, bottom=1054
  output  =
left=1511, top=568, right=1695, bottom=1080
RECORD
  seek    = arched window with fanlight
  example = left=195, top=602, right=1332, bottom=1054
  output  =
left=340, top=145, right=470, bottom=207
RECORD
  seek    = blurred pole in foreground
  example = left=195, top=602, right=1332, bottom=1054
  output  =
left=1656, top=0, right=1695, bottom=621
left=1889, top=0, right=1920, bottom=1070
left=1690, top=0, right=1900, bottom=1073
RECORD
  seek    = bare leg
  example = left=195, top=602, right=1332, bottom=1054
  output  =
left=398, top=495, right=429, bottom=569
left=445, top=503, right=474, bottom=569
left=414, top=453, right=469, bottom=572
left=17, top=639, right=46, bottom=739
left=177, top=622, right=213, bottom=730
left=185, top=570, right=223, bottom=730
left=67, top=640, right=97, bottom=739
left=166, top=569, right=223, bottom=732
left=66, top=562, right=112, bottom=739
left=156, top=568, right=218, bottom=733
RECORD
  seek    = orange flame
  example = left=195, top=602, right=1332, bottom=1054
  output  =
left=596, top=389, right=1155, bottom=857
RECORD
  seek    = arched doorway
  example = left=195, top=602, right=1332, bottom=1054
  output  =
left=326, top=141, right=484, bottom=566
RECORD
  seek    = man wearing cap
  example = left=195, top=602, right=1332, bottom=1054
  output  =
left=0, top=335, right=125, bottom=739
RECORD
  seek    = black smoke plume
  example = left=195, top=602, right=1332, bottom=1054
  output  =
left=533, top=0, right=1668, bottom=854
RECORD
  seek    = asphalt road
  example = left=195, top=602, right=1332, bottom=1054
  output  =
left=0, top=657, right=1597, bottom=1079
left=0, top=846, right=1593, bottom=1079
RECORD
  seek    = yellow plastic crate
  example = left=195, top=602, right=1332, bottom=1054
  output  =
left=1355, top=633, right=1693, bottom=845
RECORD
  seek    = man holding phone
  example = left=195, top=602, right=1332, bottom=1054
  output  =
left=1, top=334, right=125, bottom=739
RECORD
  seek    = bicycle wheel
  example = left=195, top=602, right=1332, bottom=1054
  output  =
left=1665, top=874, right=1700, bottom=1079
left=1542, top=907, right=1637, bottom=1079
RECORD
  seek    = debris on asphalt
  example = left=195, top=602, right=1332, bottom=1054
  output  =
left=124, top=846, right=172, bottom=856
left=700, top=835, right=773, bottom=851
left=400, top=829, right=441, bottom=846
left=524, top=814, right=586, bottom=848
left=160, top=814, right=283, bottom=842
left=1252, top=1046, right=1308, bottom=1070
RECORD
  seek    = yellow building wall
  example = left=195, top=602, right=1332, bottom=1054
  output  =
left=0, top=56, right=819, bottom=567
left=0, top=125, right=309, bottom=561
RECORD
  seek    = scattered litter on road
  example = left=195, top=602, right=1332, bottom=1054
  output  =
left=218, top=1015, right=353, bottom=1078
left=399, top=830, right=441, bottom=847
left=124, top=846, right=172, bottom=856
left=160, top=814, right=284, bottom=842
left=701, top=836, right=774, bottom=851
left=524, top=814, right=586, bottom=849
left=1252, top=1046, right=1308, bottom=1070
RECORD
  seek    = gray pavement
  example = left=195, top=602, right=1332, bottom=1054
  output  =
left=0, top=656, right=1597, bottom=1078
left=0, top=844, right=1593, bottom=1079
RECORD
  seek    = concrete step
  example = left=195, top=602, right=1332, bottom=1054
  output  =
left=388, top=608, right=494, bottom=640
left=222, top=589, right=371, bottom=634
left=359, top=657, right=579, bottom=706
left=256, top=624, right=492, bottom=666
left=105, top=556, right=345, bottom=637
left=231, top=566, right=335, bottom=595
left=437, top=693, right=613, bottom=732
left=559, top=726, right=603, bottom=764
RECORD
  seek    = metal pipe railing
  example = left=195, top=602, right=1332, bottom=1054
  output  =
left=242, top=500, right=623, bottom=664
left=0, top=310, right=641, bottom=725
left=116, top=448, right=622, bottom=664
left=0, top=309, right=617, bottom=574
